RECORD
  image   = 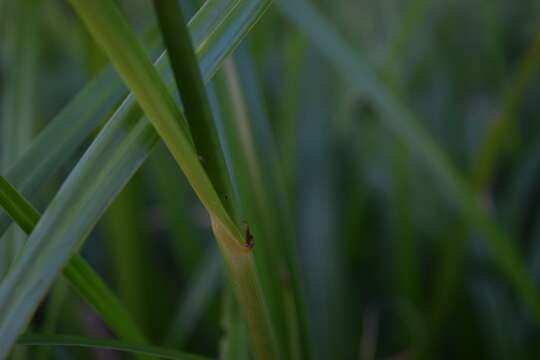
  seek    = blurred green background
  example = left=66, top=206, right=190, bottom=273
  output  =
left=2, top=0, right=540, bottom=359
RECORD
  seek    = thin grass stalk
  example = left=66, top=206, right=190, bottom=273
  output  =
left=18, top=334, right=210, bottom=360
left=0, top=0, right=238, bottom=236
left=220, top=287, right=250, bottom=360
left=211, top=219, right=278, bottom=359
left=153, top=0, right=236, bottom=217
left=215, top=52, right=307, bottom=359
left=0, top=0, right=276, bottom=355
left=67, top=0, right=239, bottom=236
left=218, top=58, right=290, bottom=351
left=68, top=1, right=279, bottom=358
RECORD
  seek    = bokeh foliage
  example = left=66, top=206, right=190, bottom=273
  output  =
left=1, top=0, right=540, bottom=359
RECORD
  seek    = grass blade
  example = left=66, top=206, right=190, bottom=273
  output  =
left=153, top=0, right=235, bottom=216
left=213, top=49, right=306, bottom=359
left=18, top=334, right=211, bottom=360
left=0, top=177, right=39, bottom=234
left=66, top=0, right=264, bottom=232
left=0, top=175, right=149, bottom=346
left=219, top=288, right=250, bottom=360
left=69, top=1, right=278, bottom=359
left=0, top=0, right=278, bottom=356
left=0, top=0, right=240, bottom=236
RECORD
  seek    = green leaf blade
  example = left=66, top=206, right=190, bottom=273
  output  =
left=153, top=0, right=236, bottom=217
left=18, top=334, right=211, bottom=360
left=0, top=0, right=277, bottom=356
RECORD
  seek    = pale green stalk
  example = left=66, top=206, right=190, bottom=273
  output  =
left=219, top=288, right=250, bottom=360
left=0, top=0, right=237, bottom=236
left=68, top=0, right=279, bottom=358
left=0, top=0, right=277, bottom=355
left=215, top=52, right=306, bottom=358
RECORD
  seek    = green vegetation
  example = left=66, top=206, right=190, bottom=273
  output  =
left=1, top=0, right=540, bottom=359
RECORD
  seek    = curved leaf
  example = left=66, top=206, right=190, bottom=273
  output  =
left=69, top=0, right=278, bottom=359
left=0, top=0, right=276, bottom=356
left=18, top=334, right=211, bottom=360
left=0, top=0, right=240, bottom=236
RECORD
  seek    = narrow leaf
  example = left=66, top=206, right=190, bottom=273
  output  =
left=0, top=0, right=240, bottom=236
left=153, top=0, right=236, bottom=217
left=18, top=334, right=211, bottom=360
left=69, top=1, right=279, bottom=359
left=0, top=0, right=277, bottom=356
left=0, top=177, right=39, bottom=234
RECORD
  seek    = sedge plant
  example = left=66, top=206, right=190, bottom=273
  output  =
left=2, top=0, right=540, bottom=359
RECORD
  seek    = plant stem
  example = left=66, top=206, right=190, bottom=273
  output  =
left=68, top=1, right=279, bottom=358
left=153, top=0, right=236, bottom=218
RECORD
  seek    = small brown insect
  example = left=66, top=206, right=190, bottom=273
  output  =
left=243, top=222, right=254, bottom=249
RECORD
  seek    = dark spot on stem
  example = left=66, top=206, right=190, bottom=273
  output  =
left=243, top=221, right=254, bottom=249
